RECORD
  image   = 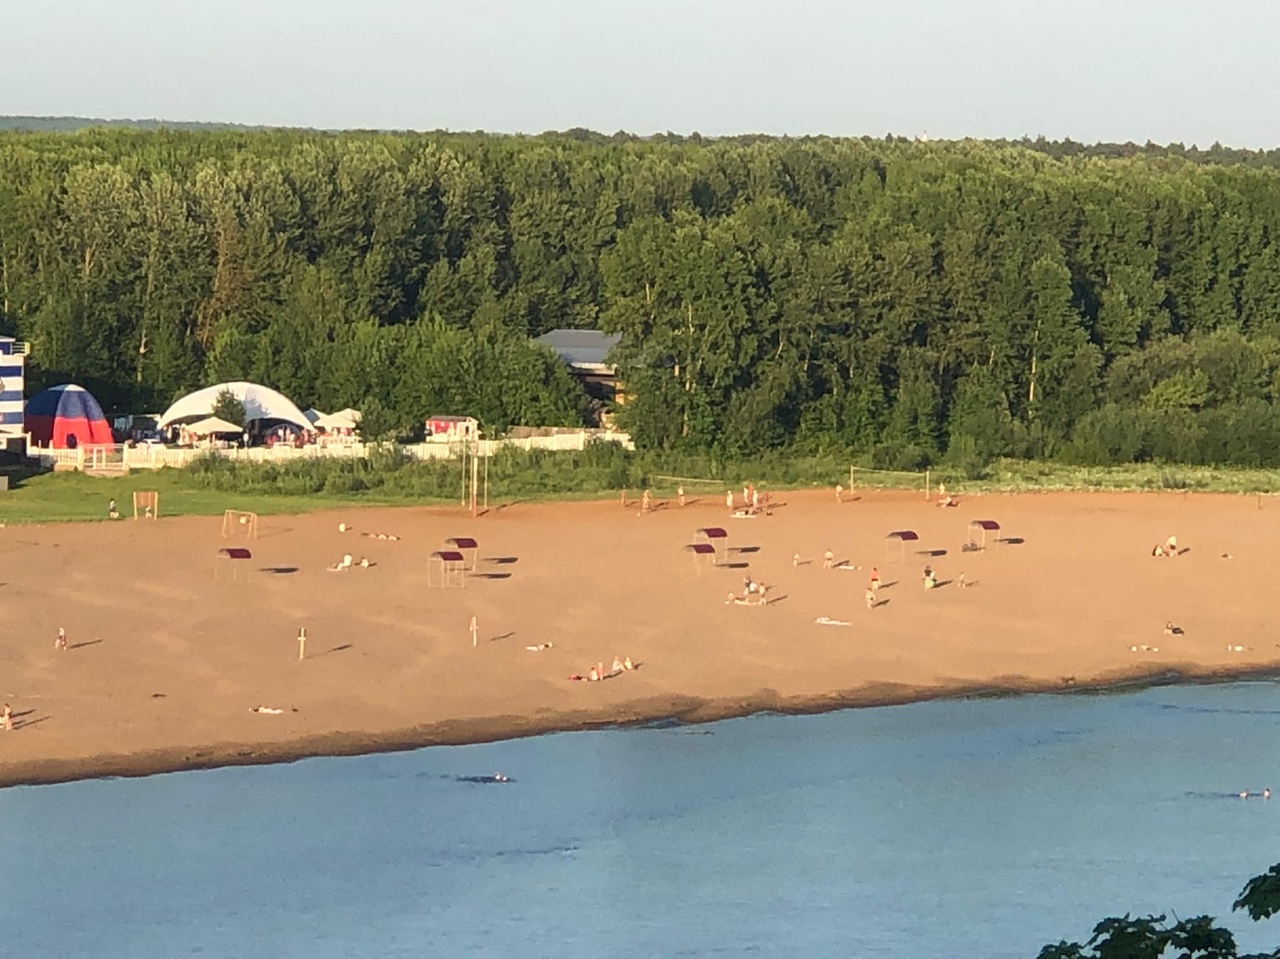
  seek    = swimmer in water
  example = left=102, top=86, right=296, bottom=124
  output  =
left=493, top=773, right=509, bottom=783
left=1266, top=788, right=1272, bottom=800
left=1241, top=790, right=1250, bottom=799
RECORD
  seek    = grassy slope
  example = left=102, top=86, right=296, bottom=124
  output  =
left=0, top=470, right=393, bottom=523
left=1, top=457, right=1278, bottom=526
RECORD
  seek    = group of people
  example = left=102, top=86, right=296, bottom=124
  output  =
left=727, top=576, right=769, bottom=606
left=727, top=484, right=769, bottom=516
left=326, top=553, right=372, bottom=572
left=570, top=656, right=636, bottom=682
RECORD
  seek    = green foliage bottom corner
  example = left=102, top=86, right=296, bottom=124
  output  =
left=1038, top=863, right=1280, bottom=959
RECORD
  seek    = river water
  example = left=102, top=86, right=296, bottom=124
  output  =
left=3, top=682, right=1280, bottom=958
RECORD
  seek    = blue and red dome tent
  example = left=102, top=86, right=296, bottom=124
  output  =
left=26, top=384, right=113, bottom=448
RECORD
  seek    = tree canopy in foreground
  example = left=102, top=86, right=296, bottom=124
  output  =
left=1040, top=863, right=1280, bottom=958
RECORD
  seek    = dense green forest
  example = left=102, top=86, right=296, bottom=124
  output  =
left=6, top=126, right=1280, bottom=467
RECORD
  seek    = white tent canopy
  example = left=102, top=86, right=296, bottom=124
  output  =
left=159, top=382, right=314, bottom=431
left=317, top=407, right=361, bottom=431
left=185, top=416, right=244, bottom=436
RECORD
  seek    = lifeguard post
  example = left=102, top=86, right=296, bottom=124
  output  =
left=0, top=336, right=28, bottom=456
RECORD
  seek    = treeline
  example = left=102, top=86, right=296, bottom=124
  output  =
left=5, top=128, right=1280, bottom=465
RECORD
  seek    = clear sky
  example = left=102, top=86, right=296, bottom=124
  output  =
left=5, top=0, right=1279, bottom=146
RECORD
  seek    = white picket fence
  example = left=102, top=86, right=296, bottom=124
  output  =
left=25, top=430, right=635, bottom=472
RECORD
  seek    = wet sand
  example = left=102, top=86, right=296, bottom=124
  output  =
left=0, top=488, right=1275, bottom=788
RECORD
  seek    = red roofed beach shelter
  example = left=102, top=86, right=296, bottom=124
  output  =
left=885, top=530, right=920, bottom=562
left=695, top=526, right=729, bottom=562
left=969, top=519, right=1002, bottom=550
left=683, top=542, right=718, bottom=566
left=445, top=536, right=479, bottom=571
left=26, top=384, right=113, bottom=449
left=429, top=550, right=466, bottom=588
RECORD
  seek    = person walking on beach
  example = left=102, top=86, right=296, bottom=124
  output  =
left=2, top=703, right=11, bottom=731
left=55, top=627, right=67, bottom=651
left=641, top=489, right=652, bottom=514
left=835, top=484, right=843, bottom=503
left=677, top=486, right=685, bottom=508
left=869, top=567, right=880, bottom=592
left=823, top=550, right=834, bottom=569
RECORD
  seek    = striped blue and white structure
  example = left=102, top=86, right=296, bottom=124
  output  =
left=0, top=336, right=29, bottom=435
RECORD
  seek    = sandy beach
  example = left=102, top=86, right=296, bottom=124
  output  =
left=0, top=486, right=1276, bottom=787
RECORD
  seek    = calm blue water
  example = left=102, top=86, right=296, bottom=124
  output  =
left=4, top=683, right=1280, bottom=958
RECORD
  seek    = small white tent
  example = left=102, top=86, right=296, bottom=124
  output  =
left=186, top=416, right=244, bottom=436
left=159, top=382, right=314, bottom=432
left=318, top=408, right=362, bottom=431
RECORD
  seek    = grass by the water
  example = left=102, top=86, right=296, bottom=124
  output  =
left=1, top=450, right=1277, bottom=525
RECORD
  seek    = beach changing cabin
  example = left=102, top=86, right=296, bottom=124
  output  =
left=425, top=415, right=479, bottom=442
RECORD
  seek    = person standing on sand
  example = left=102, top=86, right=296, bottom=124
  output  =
left=823, top=550, right=834, bottom=569
left=641, top=489, right=652, bottom=514
left=726, top=490, right=734, bottom=512
left=835, top=484, right=843, bottom=503
left=865, top=589, right=876, bottom=610
left=55, top=627, right=67, bottom=651
left=869, top=567, right=880, bottom=592
left=677, top=486, right=685, bottom=507
left=2, top=703, right=11, bottom=731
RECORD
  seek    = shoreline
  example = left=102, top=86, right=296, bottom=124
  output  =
left=4, top=661, right=1276, bottom=790
left=4, top=490, right=1278, bottom=792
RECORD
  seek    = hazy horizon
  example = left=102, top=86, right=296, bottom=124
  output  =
left=4, top=0, right=1280, bottom=148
